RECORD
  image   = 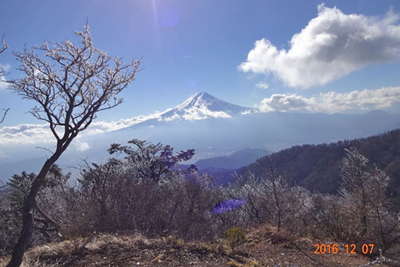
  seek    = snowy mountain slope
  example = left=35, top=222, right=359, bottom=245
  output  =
left=159, top=92, right=256, bottom=121
left=115, top=92, right=257, bottom=130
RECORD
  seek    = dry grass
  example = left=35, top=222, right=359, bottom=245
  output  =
left=0, top=225, right=392, bottom=267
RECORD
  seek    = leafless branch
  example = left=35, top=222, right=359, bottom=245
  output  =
left=0, top=39, right=7, bottom=78
left=0, top=39, right=7, bottom=54
left=0, top=108, right=9, bottom=124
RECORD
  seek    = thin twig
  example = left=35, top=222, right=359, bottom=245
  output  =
left=0, top=108, right=9, bottom=124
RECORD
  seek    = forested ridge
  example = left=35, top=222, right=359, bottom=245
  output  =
left=239, top=128, right=400, bottom=204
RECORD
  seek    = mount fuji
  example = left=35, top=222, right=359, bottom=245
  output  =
left=93, top=92, right=261, bottom=160
left=113, top=91, right=257, bottom=130
left=158, top=91, right=256, bottom=121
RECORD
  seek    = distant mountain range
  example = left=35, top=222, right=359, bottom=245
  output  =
left=194, top=148, right=269, bottom=170
left=1, top=92, right=400, bottom=181
left=177, top=148, right=270, bottom=185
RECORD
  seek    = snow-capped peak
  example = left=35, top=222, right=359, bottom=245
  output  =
left=113, top=92, right=257, bottom=131
left=159, top=91, right=256, bottom=121
left=175, top=92, right=219, bottom=110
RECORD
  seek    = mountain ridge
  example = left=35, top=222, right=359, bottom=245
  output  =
left=195, top=148, right=270, bottom=170
left=238, top=128, right=400, bottom=204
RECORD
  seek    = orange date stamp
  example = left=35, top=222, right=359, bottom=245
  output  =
left=313, top=243, right=376, bottom=255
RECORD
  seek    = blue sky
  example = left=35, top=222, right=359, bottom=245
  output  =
left=1, top=0, right=400, bottom=126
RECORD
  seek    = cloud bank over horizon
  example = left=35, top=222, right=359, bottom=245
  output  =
left=259, top=86, right=400, bottom=113
left=0, top=113, right=160, bottom=146
left=240, top=4, right=400, bottom=89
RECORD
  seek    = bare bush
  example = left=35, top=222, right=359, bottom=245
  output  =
left=226, top=169, right=312, bottom=235
left=0, top=167, right=70, bottom=256
left=307, top=148, right=400, bottom=257
left=65, top=140, right=221, bottom=240
left=338, top=148, right=400, bottom=253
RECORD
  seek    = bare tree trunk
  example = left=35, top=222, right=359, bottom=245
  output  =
left=269, top=167, right=282, bottom=232
left=7, top=153, right=61, bottom=267
left=271, top=178, right=282, bottom=232
left=360, top=187, right=368, bottom=237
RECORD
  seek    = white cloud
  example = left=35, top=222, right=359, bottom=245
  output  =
left=259, top=86, right=400, bottom=113
left=256, top=82, right=269, bottom=89
left=0, top=112, right=164, bottom=145
left=162, top=113, right=181, bottom=122
left=0, top=103, right=235, bottom=145
left=240, top=5, right=400, bottom=89
left=179, top=106, right=231, bottom=120
left=74, top=141, right=90, bottom=152
left=0, top=123, right=53, bottom=145
left=0, top=76, right=7, bottom=90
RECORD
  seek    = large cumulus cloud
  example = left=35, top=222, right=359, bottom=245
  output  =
left=240, top=5, right=400, bottom=89
left=259, top=86, right=400, bottom=113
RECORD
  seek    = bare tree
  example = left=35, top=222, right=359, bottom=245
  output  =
left=240, top=168, right=289, bottom=231
left=339, top=147, right=400, bottom=253
left=340, top=147, right=371, bottom=237
left=6, top=25, right=140, bottom=267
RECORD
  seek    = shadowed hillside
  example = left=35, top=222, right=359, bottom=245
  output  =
left=239, top=129, right=400, bottom=205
